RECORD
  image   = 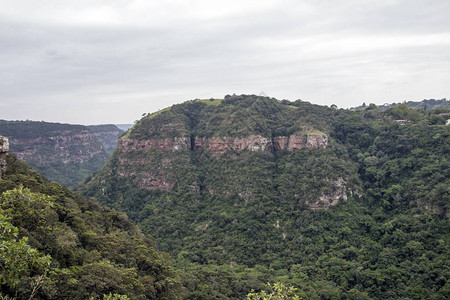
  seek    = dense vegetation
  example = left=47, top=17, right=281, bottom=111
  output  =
left=0, top=120, right=87, bottom=139
left=125, top=95, right=330, bottom=140
left=352, top=98, right=450, bottom=112
left=0, top=155, right=179, bottom=299
left=81, top=95, right=449, bottom=299
left=87, top=124, right=122, bottom=134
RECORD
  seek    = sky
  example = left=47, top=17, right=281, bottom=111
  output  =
left=0, top=0, right=449, bottom=125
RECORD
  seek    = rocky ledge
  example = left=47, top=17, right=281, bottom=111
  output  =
left=116, top=133, right=328, bottom=193
left=119, top=134, right=328, bottom=154
left=118, top=137, right=191, bottom=152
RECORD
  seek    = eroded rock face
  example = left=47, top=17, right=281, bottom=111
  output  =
left=0, top=136, right=9, bottom=177
left=117, top=133, right=329, bottom=192
left=0, top=136, right=8, bottom=153
left=11, top=133, right=105, bottom=165
left=194, top=136, right=273, bottom=154
left=91, top=131, right=123, bottom=152
left=119, top=134, right=328, bottom=155
left=309, top=178, right=348, bottom=210
left=273, top=134, right=328, bottom=151
left=86, top=125, right=123, bottom=152
left=118, top=137, right=191, bottom=152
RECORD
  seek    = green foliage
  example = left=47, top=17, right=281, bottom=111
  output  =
left=0, top=120, right=87, bottom=139
left=0, top=155, right=180, bottom=299
left=0, top=187, right=53, bottom=299
left=36, top=152, right=110, bottom=187
left=352, top=98, right=450, bottom=111
left=100, top=293, right=129, bottom=300
left=387, top=103, right=422, bottom=121
left=247, top=282, right=301, bottom=300
left=0, top=214, right=51, bottom=288
left=81, top=95, right=450, bottom=299
left=86, top=124, right=123, bottom=134
left=122, top=94, right=332, bottom=140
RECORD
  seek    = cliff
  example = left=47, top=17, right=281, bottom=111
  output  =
left=11, top=133, right=105, bottom=164
left=87, top=124, right=124, bottom=153
left=0, top=120, right=110, bottom=186
left=194, top=134, right=328, bottom=154
left=83, top=95, right=359, bottom=213
left=118, top=134, right=328, bottom=155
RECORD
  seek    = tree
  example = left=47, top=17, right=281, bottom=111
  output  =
left=247, top=282, right=302, bottom=300
left=0, top=187, right=53, bottom=298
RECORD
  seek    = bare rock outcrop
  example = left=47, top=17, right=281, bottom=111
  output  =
left=0, top=136, right=9, bottom=177
left=273, top=134, right=328, bottom=151
left=194, top=136, right=272, bottom=154
left=118, top=133, right=328, bottom=155
left=118, top=137, right=191, bottom=152
left=309, top=178, right=348, bottom=210
left=11, top=133, right=105, bottom=165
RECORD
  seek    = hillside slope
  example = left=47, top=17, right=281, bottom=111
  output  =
left=81, top=95, right=450, bottom=299
left=0, top=154, right=179, bottom=299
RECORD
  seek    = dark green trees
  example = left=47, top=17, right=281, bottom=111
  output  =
left=0, top=155, right=180, bottom=299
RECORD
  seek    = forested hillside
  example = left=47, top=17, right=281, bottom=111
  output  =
left=0, top=154, right=179, bottom=299
left=352, top=98, right=450, bottom=112
left=81, top=95, right=450, bottom=299
left=0, top=120, right=121, bottom=187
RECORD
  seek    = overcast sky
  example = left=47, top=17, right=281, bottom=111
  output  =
left=0, top=0, right=449, bottom=124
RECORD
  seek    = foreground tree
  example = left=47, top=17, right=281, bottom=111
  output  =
left=0, top=187, right=52, bottom=299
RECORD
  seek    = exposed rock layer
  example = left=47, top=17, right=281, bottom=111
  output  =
left=11, top=133, right=105, bottom=165
left=118, top=134, right=328, bottom=155
left=0, top=136, right=8, bottom=177
left=117, top=134, right=330, bottom=194
left=119, top=137, right=191, bottom=152
left=0, top=120, right=111, bottom=186
left=194, top=136, right=272, bottom=154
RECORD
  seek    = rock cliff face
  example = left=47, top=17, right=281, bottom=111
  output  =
left=0, top=120, right=110, bottom=186
left=87, top=125, right=124, bottom=153
left=194, top=136, right=272, bottom=154
left=118, top=137, right=191, bottom=152
left=116, top=134, right=329, bottom=192
left=0, top=136, right=8, bottom=177
left=118, top=134, right=328, bottom=155
left=11, top=133, right=105, bottom=165
left=309, top=178, right=349, bottom=210
left=273, top=134, right=329, bottom=151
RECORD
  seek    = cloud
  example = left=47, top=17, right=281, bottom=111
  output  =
left=0, top=0, right=449, bottom=124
